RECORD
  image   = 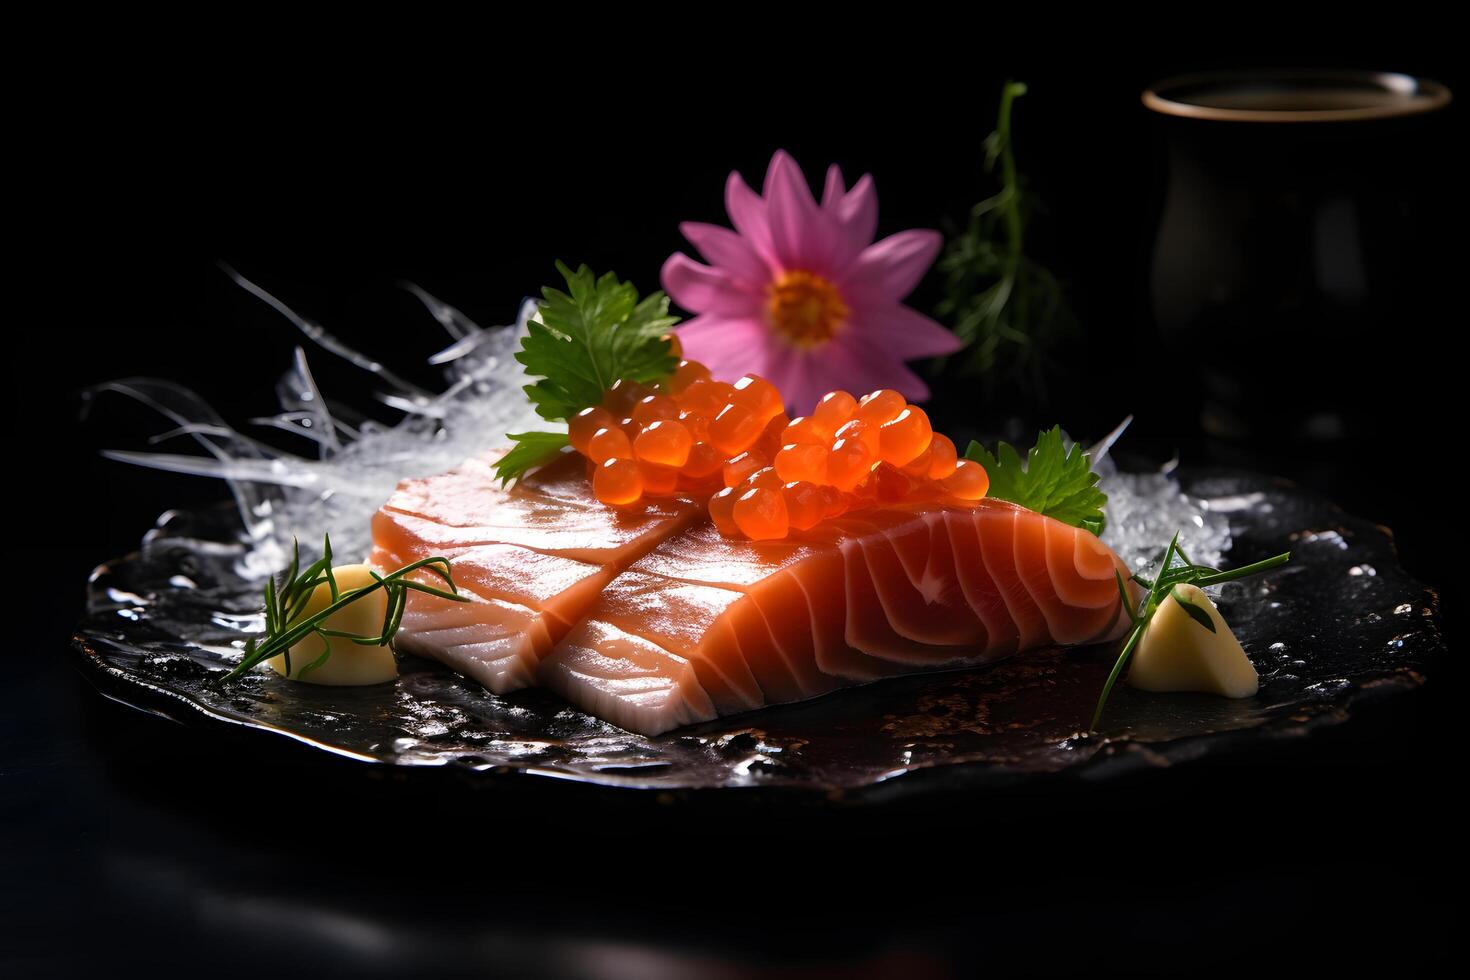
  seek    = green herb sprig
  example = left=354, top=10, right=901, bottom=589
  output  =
left=1091, top=533, right=1291, bottom=731
left=965, top=425, right=1107, bottom=534
left=494, top=431, right=572, bottom=481
left=936, top=80, right=1076, bottom=397
left=218, top=534, right=469, bottom=683
left=494, top=262, right=680, bottom=484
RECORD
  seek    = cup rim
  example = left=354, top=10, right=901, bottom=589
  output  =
left=1143, top=69, right=1451, bottom=123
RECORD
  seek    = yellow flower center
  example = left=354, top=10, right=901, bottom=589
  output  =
left=766, top=270, right=848, bottom=349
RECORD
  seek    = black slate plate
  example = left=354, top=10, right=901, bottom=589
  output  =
left=70, top=469, right=1444, bottom=798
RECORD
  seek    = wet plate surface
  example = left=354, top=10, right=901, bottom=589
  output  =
left=72, top=470, right=1443, bottom=797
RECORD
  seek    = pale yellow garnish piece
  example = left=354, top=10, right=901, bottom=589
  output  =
left=268, top=563, right=398, bottom=686
left=1127, top=583, right=1258, bottom=698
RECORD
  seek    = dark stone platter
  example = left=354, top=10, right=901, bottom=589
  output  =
left=70, top=469, right=1444, bottom=799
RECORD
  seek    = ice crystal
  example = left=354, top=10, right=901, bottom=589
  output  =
left=1095, top=454, right=1233, bottom=576
left=92, top=273, right=547, bottom=575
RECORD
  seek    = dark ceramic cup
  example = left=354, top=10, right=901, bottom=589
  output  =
left=1144, top=70, right=1451, bottom=447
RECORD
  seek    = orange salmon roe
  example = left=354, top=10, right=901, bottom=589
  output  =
left=742, top=466, right=784, bottom=491
left=678, top=410, right=710, bottom=441
left=774, top=442, right=829, bottom=484
left=782, top=416, right=828, bottom=446
left=811, top=389, right=858, bottom=435
left=708, top=402, right=764, bottom=455
left=679, top=472, right=723, bottom=495
left=872, top=462, right=915, bottom=502
left=683, top=441, right=724, bottom=479
left=855, top=389, right=905, bottom=426
left=565, top=361, right=987, bottom=537
left=639, top=460, right=679, bottom=496
left=826, top=436, right=874, bottom=491
left=733, top=487, right=789, bottom=540
left=603, top=379, right=648, bottom=416
left=940, top=458, right=990, bottom=500
left=664, top=358, right=710, bottom=395
left=878, top=406, right=933, bottom=466
left=586, top=425, right=632, bottom=464
left=782, top=481, right=827, bottom=531
left=723, top=450, right=767, bottom=488
left=594, top=457, right=643, bottom=505
left=569, top=406, right=614, bottom=455
left=900, top=441, right=934, bottom=477
left=820, top=484, right=848, bottom=518
left=730, top=374, right=783, bottom=421
left=708, top=486, right=740, bottom=535
left=834, top=417, right=878, bottom=456
left=927, top=433, right=958, bottom=480
left=679, top=379, right=734, bottom=417
left=633, top=394, right=679, bottom=427
left=634, top=419, right=693, bottom=468
left=756, top=413, right=792, bottom=456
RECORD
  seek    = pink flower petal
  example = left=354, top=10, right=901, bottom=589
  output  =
left=676, top=316, right=774, bottom=381
left=884, top=361, right=931, bottom=403
left=848, top=304, right=962, bottom=360
left=725, top=170, right=775, bottom=263
left=822, top=334, right=932, bottom=403
left=660, top=253, right=762, bottom=318
left=827, top=173, right=878, bottom=272
left=821, top=164, right=846, bottom=209
left=667, top=151, right=948, bottom=406
left=776, top=352, right=846, bottom=417
left=762, top=150, right=811, bottom=203
left=765, top=151, right=835, bottom=273
left=839, top=229, right=942, bottom=305
left=756, top=347, right=824, bottom=416
left=679, top=221, right=772, bottom=287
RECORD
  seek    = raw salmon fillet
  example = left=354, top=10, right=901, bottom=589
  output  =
left=369, top=451, right=701, bottom=693
left=370, top=454, right=1135, bottom=734
left=539, top=500, right=1135, bottom=734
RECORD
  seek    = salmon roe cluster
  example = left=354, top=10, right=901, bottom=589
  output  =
left=568, top=340, right=989, bottom=541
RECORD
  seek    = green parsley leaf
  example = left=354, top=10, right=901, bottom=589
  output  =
left=492, top=430, right=571, bottom=485
left=518, top=261, right=680, bottom=423
left=964, top=425, right=1107, bottom=532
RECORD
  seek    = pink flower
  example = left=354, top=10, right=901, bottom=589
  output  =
left=661, top=149, right=960, bottom=416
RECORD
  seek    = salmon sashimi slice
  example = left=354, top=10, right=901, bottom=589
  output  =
left=935, top=512, right=1016, bottom=668
left=544, top=499, right=1136, bottom=735
left=787, top=508, right=986, bottom=671
left=540, top=620, right=718, bottom=735
left=370, top=451, right=1137, bottom=735
left=972, top=504, right=1052, bottom=651
left=635, top=523, right=904, bottom=683
left=393, top=587, right=550, bottom=693
left=369, top=537, right=615, bottom=693
left=378, top=452, right=701, bottom=565
left=370, top=450, right=701, bottom=692
left=579, top=570, right=767, bottom=712
left=543, top=568, right=838, bottom=730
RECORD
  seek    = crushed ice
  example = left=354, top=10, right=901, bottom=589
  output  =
left=91, top=273, right=546, bottom=575
left=93, top=275, right=1230, bottom=578
left=1095, top=456, right=1232, bottom=578
left=1079, top=420, right=1232, bottom=582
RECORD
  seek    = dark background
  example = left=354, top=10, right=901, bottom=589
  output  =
left=7, top=27, right=1463, bottom=976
